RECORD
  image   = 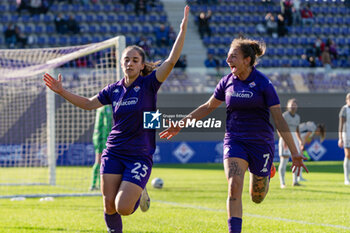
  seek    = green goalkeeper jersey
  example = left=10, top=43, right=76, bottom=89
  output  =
left=92, top=105, right=113, bottom=153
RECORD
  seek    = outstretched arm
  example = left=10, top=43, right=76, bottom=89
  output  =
left=159, top=95, right=223, bottom=139
left=270, top=104, right=309, bottom=175
left=43, top=73, right=103, bottom=110
left=156, top=5, right=189, bottom=82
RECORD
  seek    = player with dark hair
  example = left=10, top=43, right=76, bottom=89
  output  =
left=43, top=6, right=189, bottom=233
left=160, top=37, right=308, bottom=233
left=339, top=93, right=350, bottom=185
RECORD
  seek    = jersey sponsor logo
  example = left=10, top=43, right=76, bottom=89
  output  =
left=143, top=109, right=161, bottom=129
left=173, top=142, right=194, bottom=163
left=113, top=97, right=138, bottom=108
left=231, top=90, right=253, bottom=98
left=120, top=97, right=138, bottom=106
left=113, top=89, right=120, bottom=93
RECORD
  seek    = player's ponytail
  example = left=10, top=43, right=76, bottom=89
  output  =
left=230, top=38, right=266, bottom=66
left=317, top=124, right=326, bottom=142
left=142, top=61, right=161, bottom=77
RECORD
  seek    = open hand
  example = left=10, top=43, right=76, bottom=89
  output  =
left=291, top=153, right=309, bottom=176
left=180, top=5, right=190, bottom=31
left=159, top=121, right=182, bottom=140
left=43, top=73, right=64, bottom=94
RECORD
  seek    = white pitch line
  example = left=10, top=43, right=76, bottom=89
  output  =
left=154, top=200, right=350, bottom=231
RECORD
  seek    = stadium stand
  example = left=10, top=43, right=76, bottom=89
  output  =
left=187, top=0, right=350, bottom=68
left=0, top=0, right=349, bottom=93
left=0, top=0, right=171, bottom=60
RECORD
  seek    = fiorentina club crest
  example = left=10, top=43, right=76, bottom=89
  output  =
left=307, top=140, right=327, bottom=161
left=173, top=142, right=194, bottom=163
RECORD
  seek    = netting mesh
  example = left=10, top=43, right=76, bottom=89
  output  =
left=0, top=36, right=124, bottom=197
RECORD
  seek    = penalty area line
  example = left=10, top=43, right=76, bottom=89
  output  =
left=154, top=200, right=350, bottom=231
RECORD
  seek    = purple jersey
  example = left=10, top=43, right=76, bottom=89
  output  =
left=214, top=67, right=280, bottom=144
left=97, top=70, right=161, bottom=157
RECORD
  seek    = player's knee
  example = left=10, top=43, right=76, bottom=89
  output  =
left=116, top=202, right=134, bottom=216
left=103, top=196, right=116, bottom=214
left=228, top=179, right=241, bottom=197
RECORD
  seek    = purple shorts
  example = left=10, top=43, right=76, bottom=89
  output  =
left=223, top=140, right=274, bottom=177
left=100, top=150, right=153, bottom=189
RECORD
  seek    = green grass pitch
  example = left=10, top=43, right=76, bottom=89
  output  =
left=0, top=161, right=349, bottom=233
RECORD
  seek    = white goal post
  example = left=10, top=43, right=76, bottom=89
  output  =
left=0, top=36, right=125, bottom=198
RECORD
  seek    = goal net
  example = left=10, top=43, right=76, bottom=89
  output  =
left=0, top=36, right=125, bottom=198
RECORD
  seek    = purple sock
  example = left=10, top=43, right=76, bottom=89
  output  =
left=132, top=197, right=140, bottom=214
left=104, top=212, right=122, bottom=233
left=228, top=217, right=242, bottom=233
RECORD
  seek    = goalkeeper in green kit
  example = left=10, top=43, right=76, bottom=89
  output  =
left=90, top=105, right=113, bottom=191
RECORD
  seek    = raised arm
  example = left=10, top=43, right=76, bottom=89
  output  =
left=159, top=95, right=223, bottom=139
left=155, top=5, right=189, bottom=82
left=43, top=73, right=103, bottom=110
left=270, top=104, right=309, bottom=175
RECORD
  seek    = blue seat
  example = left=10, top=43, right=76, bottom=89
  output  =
left=69, top=36, right=79, bottom=45
left=31, top=15, right=41, bottom=24
left=120, top=25, right=129, bottom=34
left=117, top=15, right=126, bottom=23
left=107, top=14, right=117, bottom=22
left=72, top=4, right=80, bottom=12
left=217, top=26, right=226, bottom=34
left=159, top=15, right=167, bottom=22
left=48, top=36, right=57, bottom=45
left=147, top=15, right=157, bottom=23
left=96, top=14, right=106, bottom=22
left=321, top=27, right=331, bottom=35
left=203, top=36, right=211, bottom=46
left=141, top=25, right=151, bottom=34
left=59, top=4, right=69, bottom=12
left=99, top=25, right=108, bottom=34
left=43, top=14, right=53, bottom=23
left=80, top=36, right=90, bottom=44
left=34, top=25, right=43, bottom=34
left=127, top=15, right=136, bottom=23
left=103, top=4, right=112, bottom=12
left=131, top=25, right=139, bottom=33
left=85, top=14, right=95, bottom=22
left=88, top=25, right=97, bottom=34
left=92, top=4, right=101, bottom=12
left=46, top=25, right=55, bottom=34
left=59, top=36, right=68, bottom=45
left=37, top=36, right=47, bottom=45
left=109, top=25, right=119, bottom=34
left=23, top=25, right=33, bottom=34
left=91, top=35, right=101, bottom=43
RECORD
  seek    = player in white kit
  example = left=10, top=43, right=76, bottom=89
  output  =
left=338, top=93, right=350, bottom=185
left=278, top=99, right=303, bottom=188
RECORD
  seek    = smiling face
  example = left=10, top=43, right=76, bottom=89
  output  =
left=226, top=46, right=251, bottom=78
left=121, top=48, right=145, bottom=80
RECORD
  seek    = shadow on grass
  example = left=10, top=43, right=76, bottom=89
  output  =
left=153, top=163, right=223, bottom=170
left=154, top=162, right=344, bottom=173
left=2, top=226, right=103, bottom=232
left=285, top=161, right=343, bottom=174
left=292, top=187, right=350, bottom=196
